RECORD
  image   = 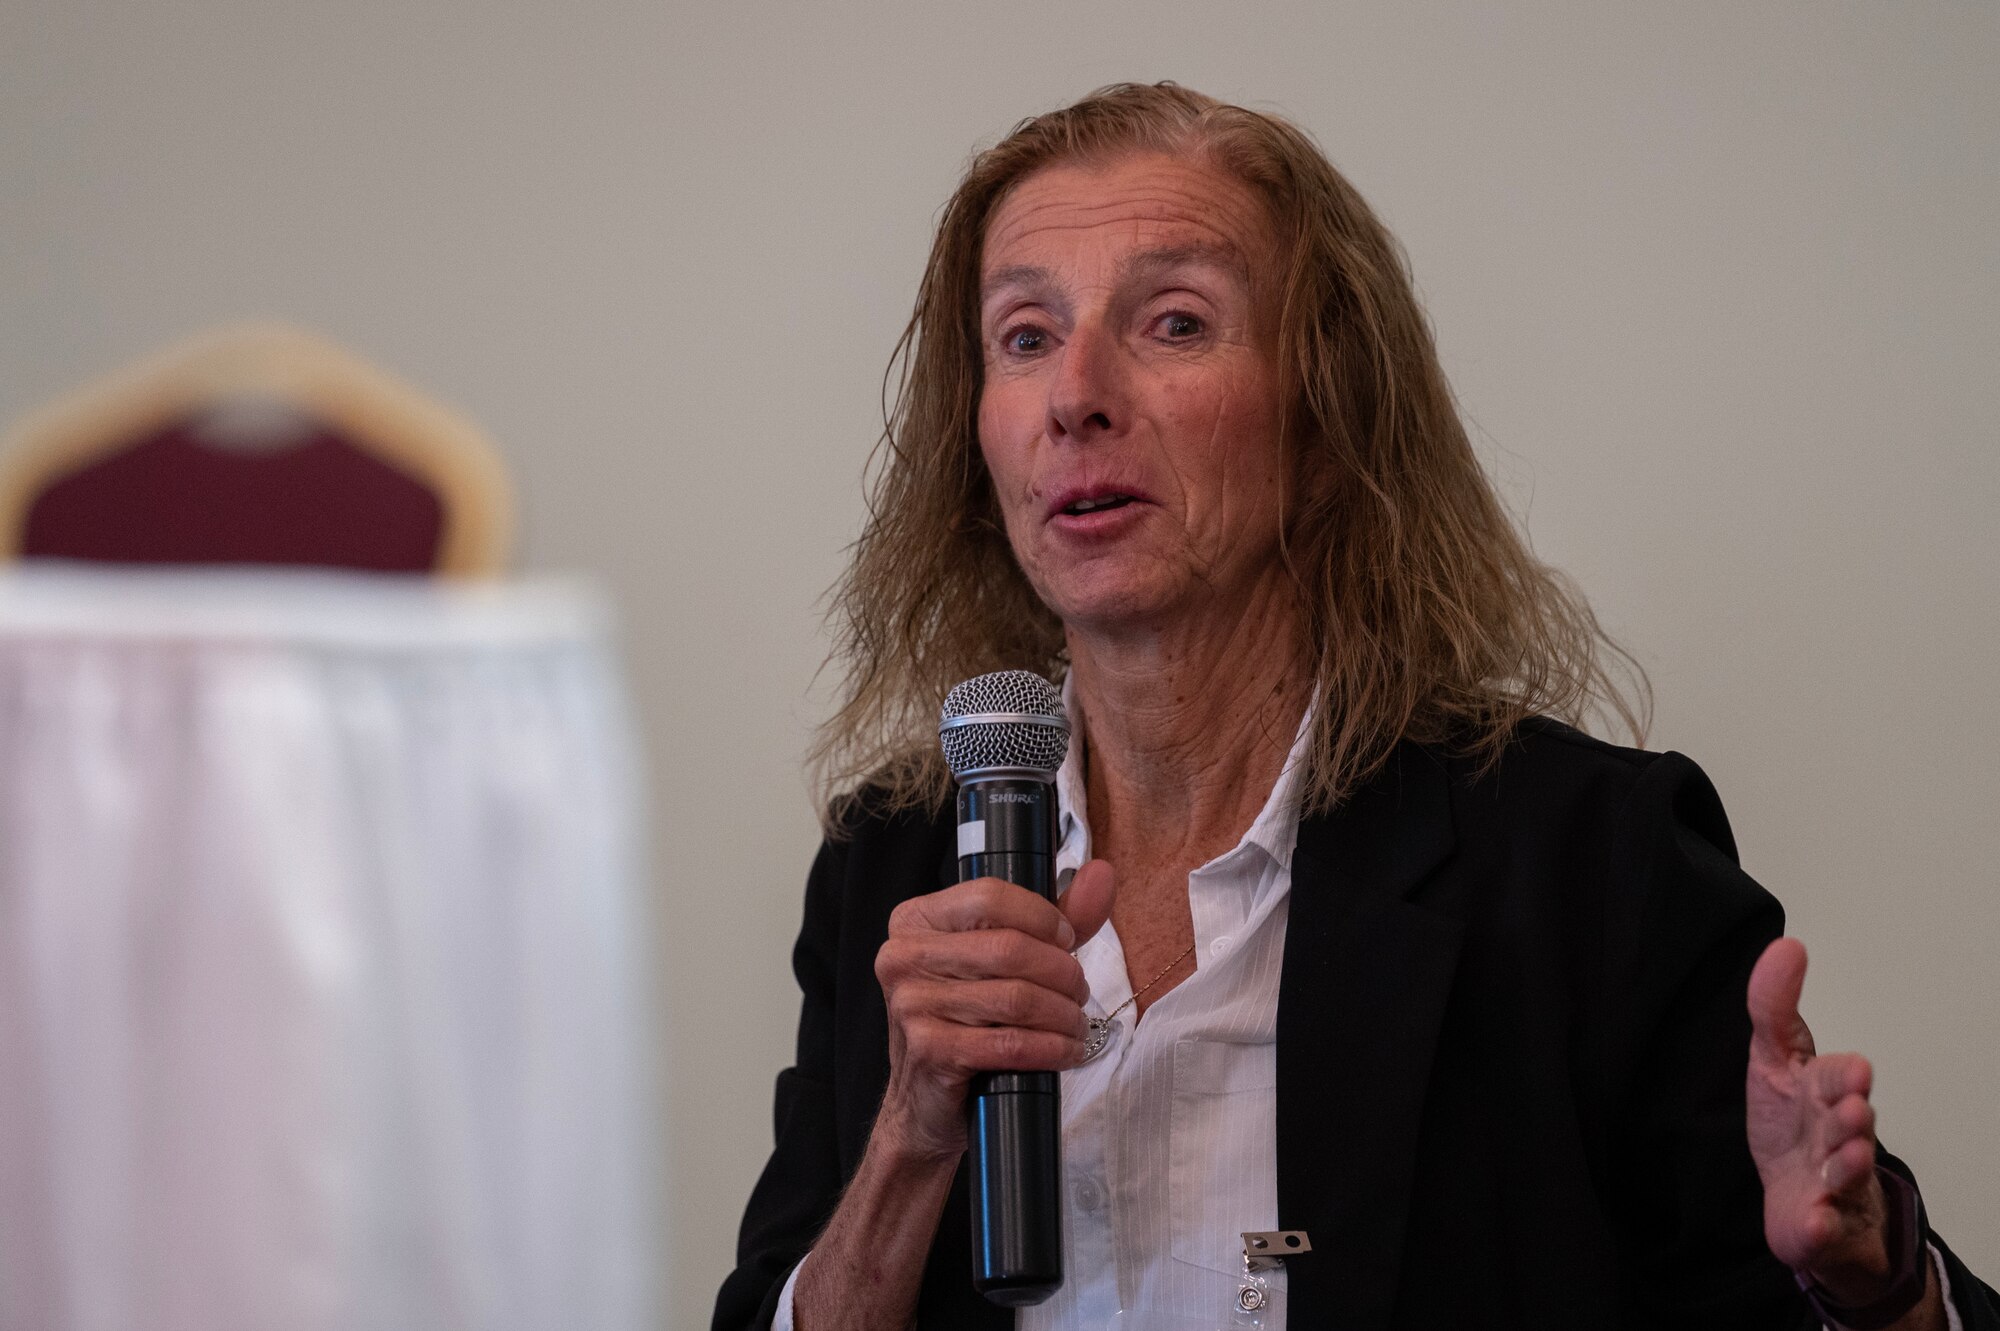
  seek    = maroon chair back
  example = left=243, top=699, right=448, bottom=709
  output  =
left=20, top=409, right=445, bottom=573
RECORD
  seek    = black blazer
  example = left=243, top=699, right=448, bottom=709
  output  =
left=716, top=721, right=1995, bottom=1329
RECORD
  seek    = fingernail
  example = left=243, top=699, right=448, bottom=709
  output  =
left=1058, top=918, right=1077, bottom=949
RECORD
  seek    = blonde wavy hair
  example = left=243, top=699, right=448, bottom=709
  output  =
left=813, top=82, right=1647, bottom=825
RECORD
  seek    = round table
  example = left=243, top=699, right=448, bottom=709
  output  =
left=0, top=566, right=660, bottom=1331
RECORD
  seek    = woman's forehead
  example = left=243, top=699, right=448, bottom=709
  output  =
left=980, top=152, right=1277, bottom=288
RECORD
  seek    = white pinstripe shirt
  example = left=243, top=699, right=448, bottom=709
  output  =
left=1020, top=697, right=1309, bottom=1330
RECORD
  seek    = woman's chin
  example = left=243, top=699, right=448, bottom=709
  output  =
left=1040, top=576, right=1190, bottom=637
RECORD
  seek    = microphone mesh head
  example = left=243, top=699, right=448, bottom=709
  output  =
left=938, top=670, right=1069, bottom=780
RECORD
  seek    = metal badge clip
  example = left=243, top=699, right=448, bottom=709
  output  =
left=1235, top=1230, right=1310, bottom=1315
left=1239, top=1230, right=1311, bottom=1273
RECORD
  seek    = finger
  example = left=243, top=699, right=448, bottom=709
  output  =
left=902, top=1016, right=1086, bottom=1074
left=1808, top=1086, right=1877, bottom=1167
left=1059, top=860, right=1116, bottom=948
left=1819, top=1134, right=1877, bottom=1196
left=1806, top=1053, right=1872, bottom=1108
left=892, top=878, right=1079, bottom=949
left=1824, top=1094, right=1877, bottom=1157
left=892, top=978, right=1090, bottom=1040
left=1747, top=937, right=1816, bottom=1063
left=879, top=928, right=1090, bottom=1004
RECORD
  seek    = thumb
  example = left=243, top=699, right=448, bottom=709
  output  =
left=1059, top=859, right=1116, bottom=949
left=1747, top=936, right=1815, bottom=1062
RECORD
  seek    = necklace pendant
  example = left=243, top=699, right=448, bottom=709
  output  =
left=1080, top=1015, right=1118, bottom=1064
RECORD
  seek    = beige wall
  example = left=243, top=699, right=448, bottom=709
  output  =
left=5, top=0, right=1995, bottom=1305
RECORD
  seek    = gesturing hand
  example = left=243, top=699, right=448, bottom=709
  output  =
left=1746, top=937, right=1901, bottom=1305
left=871, top=861, right=1116, bottom=1165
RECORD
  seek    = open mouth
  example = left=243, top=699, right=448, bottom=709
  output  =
left=1060, top=494, right=1136, bottom=516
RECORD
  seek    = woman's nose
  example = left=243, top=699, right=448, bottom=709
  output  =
left=1047, top=323, right=1127, bottom=444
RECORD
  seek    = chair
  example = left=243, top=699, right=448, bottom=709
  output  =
left=0, top=323, right=513, bottom=575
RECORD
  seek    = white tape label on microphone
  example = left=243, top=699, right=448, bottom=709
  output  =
left=958, top=819, right=987, bottom=858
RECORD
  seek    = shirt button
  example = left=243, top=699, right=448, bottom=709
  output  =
left=1073, top=1179, right=1103, bottom=1212
left=1211, top=935, right=1233, bottom=958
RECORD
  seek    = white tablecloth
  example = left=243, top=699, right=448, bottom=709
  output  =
left=0, top=567, right=659, bottom=1331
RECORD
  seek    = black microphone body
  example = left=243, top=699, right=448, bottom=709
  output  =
left=956, top=775, right=1065, bottom=1307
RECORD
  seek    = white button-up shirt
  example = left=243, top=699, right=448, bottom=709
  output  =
left=1022, top=696, right=1311, bottom=1330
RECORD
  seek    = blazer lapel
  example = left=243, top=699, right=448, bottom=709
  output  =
left=1276, top=741, right=1464, bottom=1331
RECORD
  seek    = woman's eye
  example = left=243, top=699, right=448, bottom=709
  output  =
left=1001, top=325, right=1047, bottom=354
left=1159, top=312, right=1204, bottom=340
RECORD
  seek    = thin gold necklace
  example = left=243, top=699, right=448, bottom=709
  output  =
left=1080, top=938, right=1197, bottom=1063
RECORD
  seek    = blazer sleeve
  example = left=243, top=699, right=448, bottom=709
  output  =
left=1935, top=1239, right=2000, bottom=1331
left=712, top=833, right=851, bottom=1331
left=1604, top=752, right=1997, bottom=1329
left=1886, top=1148, right=2000, bottom=1331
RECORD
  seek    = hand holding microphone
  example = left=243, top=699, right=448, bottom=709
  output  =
left=869, top=671, right=1113, bottom=1306
left=871, top=859, right=1114, bottom=1162
left=786, top=675, right=1111, bottom=1331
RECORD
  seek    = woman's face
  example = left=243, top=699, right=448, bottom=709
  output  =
left=976, top=151, right=1288, bottom=637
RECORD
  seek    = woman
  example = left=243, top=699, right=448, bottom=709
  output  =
left=715, top=84, right=1993, bottom=1330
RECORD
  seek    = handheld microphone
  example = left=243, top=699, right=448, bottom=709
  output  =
left=938, top=670, right=1070, bottom=1307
